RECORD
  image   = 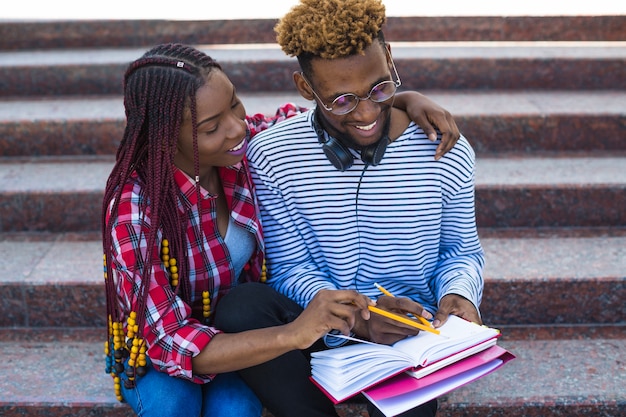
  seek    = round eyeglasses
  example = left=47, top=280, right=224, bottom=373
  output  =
left=301, top=52, right=402, bottom=115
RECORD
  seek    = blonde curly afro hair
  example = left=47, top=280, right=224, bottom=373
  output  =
left=275, top=0, right=386, bottom=60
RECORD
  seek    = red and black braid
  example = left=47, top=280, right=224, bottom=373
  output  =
left=101, top=44, right=222, bottom=385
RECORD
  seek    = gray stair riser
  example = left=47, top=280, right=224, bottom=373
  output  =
left=2, top=115, right=624, bottom=157
left=1, top=278, right=623, bottom=328
left=475, top=187, right=626, bottom=228
left=0, top=187, right=623, bottom=233
left=2, top=58, right=625, bottom=97
left=0, top=16, right=624, bottom=51
left=481, top=278, right=626, bottom=325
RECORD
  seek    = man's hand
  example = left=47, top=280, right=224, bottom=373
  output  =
left=355, top=296, right=433, bottom=345
left=394, top=91, right=460, bottom=160
left=433, top=294, right=481, bottom=328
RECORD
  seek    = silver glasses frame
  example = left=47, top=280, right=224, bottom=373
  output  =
left=301, top=48, right=402, bottom=115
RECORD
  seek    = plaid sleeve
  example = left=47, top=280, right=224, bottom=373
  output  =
left=246, top=102, right=308, bottom=138
left=109, top=181, right=220, bottom=383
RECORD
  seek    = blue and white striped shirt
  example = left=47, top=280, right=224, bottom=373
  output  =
left=247, top=110, right=484, bottom=316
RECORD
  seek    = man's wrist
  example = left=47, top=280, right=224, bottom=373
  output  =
left=352, top=316, right=371, bottom=340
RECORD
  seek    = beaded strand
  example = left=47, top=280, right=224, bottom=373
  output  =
left=161, top=239, right=178, bottom=288
left=202, top=290, right=211, bottom=319
left=124, top=311, right=148, bottom=387
left=162, top=238, right=211, bottom=320
left=261, top=260, right=267, bottom=283
left=111, top=320, right=126, bottom=399
left=103, top=255, right=126, bottom=402
left=103, top=254, right=148, bottom=400
left=104, top=239, right=264, bottom=401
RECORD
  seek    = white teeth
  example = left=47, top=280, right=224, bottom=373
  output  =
left=229, top=139, right=245, bottom=152
left=355, top=121, right=377, bottom=131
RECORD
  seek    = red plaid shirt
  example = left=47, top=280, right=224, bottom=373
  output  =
left=107, top=103, right=303, bottom=383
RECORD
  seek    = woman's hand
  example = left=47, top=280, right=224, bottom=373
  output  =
left=394, top=91, right=460, bottom=160
left=289, top=289, right=374, bottom=349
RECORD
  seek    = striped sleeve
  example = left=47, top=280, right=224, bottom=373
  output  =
left=433, top=139, right=484, bottom=310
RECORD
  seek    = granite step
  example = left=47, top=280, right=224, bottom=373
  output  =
left=0, top=155, right=624, bottom=233
left=1, top=91, right=625, bottom=158
left=0, top=325, right=624, bottom=417
left=0, top=15, right=624, bottom=50
left=1, top=41, right=624, bottom=96
left=1, top=230, right=623, bottom=328
left=1, top=12, right=623, bottom=417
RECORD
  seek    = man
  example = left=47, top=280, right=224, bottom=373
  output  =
left=215, top=1, right=484, bottom=416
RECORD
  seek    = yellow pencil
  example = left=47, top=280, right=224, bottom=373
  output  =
left=374, top=282, right=394, bottom=297
left=373, top=282, right=436, bottom=329
left=368, top=306, right=441, bottom=335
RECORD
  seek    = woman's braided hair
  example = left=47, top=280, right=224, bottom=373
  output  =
left=102, top=43, right=221, bottom=342
left=275, top=0, right=386, bottom=63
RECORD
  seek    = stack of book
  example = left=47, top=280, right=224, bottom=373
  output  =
left=311, top=315, right=515, bottom=417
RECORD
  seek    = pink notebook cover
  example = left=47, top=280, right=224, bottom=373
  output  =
left=311, top=344, right=514, bottom=405
left=362, top=345, right=515, bottom=416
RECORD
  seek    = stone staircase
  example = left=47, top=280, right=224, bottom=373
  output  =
left=0, top=14, right=625, bottom=417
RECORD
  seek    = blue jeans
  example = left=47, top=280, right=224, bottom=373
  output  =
left=121, top=361, right=262, bottom=417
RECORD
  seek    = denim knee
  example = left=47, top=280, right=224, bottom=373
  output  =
left=121, top=365, right=202, bottom=417
left=202, top=372, right=262, bottom=417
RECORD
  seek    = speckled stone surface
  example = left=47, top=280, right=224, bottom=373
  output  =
left=481, top=234, right=626, bottom=325
left=1, top=155, right=624, bottom=233
left=1, top=13, right=624, bottom=417
left=1, top=91, right=624, bottom=157
left=0, top=328, right=624, bottom=417
left=0, top=236, right=107, bottom=327
left=0, top=16, right=624, bottom=51
left=2, top=42, right=625, bottom=96
left=0, top=231, right=624, bottom=327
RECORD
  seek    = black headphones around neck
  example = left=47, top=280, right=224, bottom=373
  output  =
left=312, top=111, right=388, bottom=172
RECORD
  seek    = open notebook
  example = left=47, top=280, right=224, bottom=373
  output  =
left=310, top=315, right=503, bottom=403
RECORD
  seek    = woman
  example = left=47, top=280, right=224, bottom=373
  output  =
left=102, top=42, right=459, bottom=417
